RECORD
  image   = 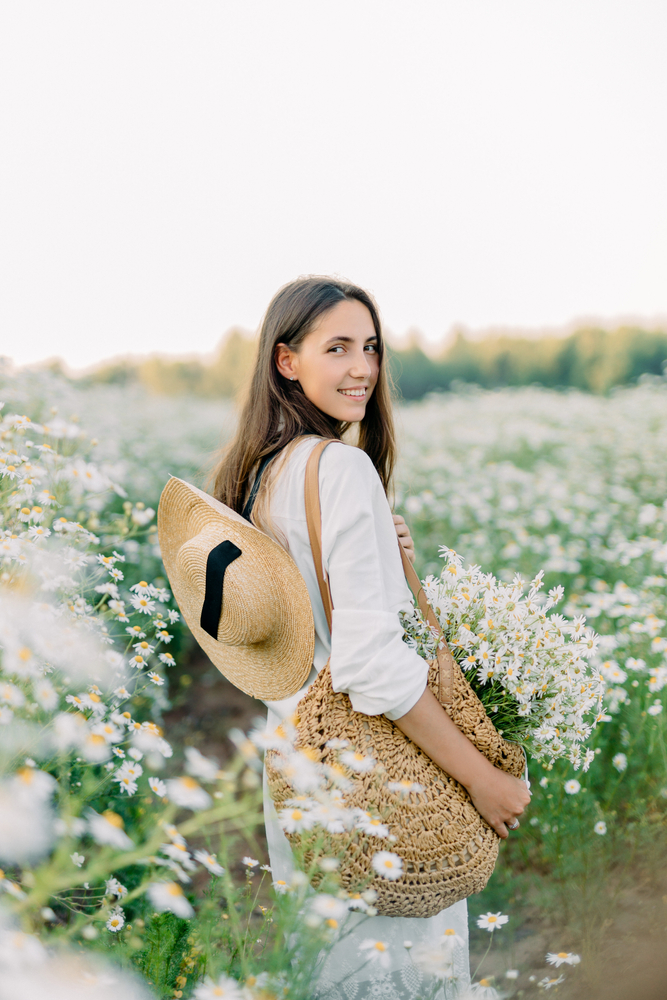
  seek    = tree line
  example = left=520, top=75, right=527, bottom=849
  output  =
left=80, top=325, right=667, bottom=400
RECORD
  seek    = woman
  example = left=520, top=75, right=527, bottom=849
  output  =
left=213, top=276, right=530, bottom=998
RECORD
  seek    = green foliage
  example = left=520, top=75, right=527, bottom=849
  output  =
left=134, top=912, right=192, bottom=995
left=389, top=326, right=667, bottom=399
left=31, top=321, right=667, bottom=403
left=85, top=328, right=257, bottom=399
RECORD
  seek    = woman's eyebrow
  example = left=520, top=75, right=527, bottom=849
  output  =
left=323, top=334, right=378, bottom=346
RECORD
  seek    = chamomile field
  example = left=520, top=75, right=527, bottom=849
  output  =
left=1, top=366, right=666, bottom=999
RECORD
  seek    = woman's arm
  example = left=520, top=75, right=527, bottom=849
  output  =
left=392, top=686, right=531, bottom=838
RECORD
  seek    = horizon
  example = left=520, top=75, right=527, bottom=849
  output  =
left=6, top=311, right=667, bottom=378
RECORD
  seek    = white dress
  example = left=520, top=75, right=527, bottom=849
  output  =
left=260, top=437, right=470, bottom=999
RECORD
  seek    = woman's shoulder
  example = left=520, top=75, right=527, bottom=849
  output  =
left=274, top=437, right=381, bottom=500
left=319, top=440, right=378, bottom=480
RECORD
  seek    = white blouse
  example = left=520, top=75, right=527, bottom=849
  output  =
left=259, top=436, right=470, bottom=999
left=261, top=435, right=429, bottom=722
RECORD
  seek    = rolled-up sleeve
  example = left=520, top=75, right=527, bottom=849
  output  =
left=319, top=443, right=429, bottom=719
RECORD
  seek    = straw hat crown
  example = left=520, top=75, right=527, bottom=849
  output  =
left=158, top=477, right=314, bottom=701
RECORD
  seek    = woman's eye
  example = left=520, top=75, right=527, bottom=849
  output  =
left=365, top=344, right=377, bottom=353
left=328, top=345, right=345, bottom=353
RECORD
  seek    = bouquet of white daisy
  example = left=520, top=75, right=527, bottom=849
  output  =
left=400, top=548, right=604, bottom=770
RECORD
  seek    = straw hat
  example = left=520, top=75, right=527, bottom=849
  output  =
left=158, top=477, right=314, bottom=701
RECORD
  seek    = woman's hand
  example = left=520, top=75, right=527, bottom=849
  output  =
left=393, top=687, right=530, bottom=839
left=393, top=514, right=415, bottom=564
left=466, top=767, right=531, bottom=839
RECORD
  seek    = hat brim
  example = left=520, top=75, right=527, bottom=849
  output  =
left=158, top=477, right=314, bottom=701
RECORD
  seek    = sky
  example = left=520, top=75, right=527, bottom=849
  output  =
left=2, top=1, right=667, bottom=369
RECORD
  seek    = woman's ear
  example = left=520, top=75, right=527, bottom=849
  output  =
left=275, top=343, right=298, bottom=381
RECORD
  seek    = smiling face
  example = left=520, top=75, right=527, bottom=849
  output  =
left=274, top=298, right=380, bottom=422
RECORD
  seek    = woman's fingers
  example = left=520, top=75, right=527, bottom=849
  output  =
left=393, top=515, right=416, bottom=563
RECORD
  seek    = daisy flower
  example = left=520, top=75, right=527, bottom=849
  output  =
left=340, top=750, right=376, bottom=773
left=310, top=894, right=349, bottom=922
left=594, top=820, right=607, bottom=835
left=546, top=952, right=580, bottom=967
left=371, top=851, right=403, bottom=880
left=113, top=774, right=138, bottom=796
left=278, top=806, right=316, bottom=833
left=149, top=776, right=167, bottom=797
left=106, top=907, right=125, bottom=933
left=87, top=809, right=133, bottom=848
left=564, top=779, right=581, bottom=794
left=129, top=594, right=156, bottom=615
left=476, top=912, right=509, bottom=932
left=194, top=849, right=225, bottom=876
left=539, top=975, right=565, bottom=989
left=146, top=880, right=194, bottom=919
left=105, top=877, right=128, bottom=898
left=358, top=939, right=391, bottom=969
left=387, top=780, right=425, bottom=796
left=355, top=812, right=390, bottom=837
left=192, top=975, right=244, bottom=1000
left=166, top=776, right=212, bottom=811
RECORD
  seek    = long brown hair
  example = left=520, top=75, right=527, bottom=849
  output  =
left=213, top=275, right=396, bottom=513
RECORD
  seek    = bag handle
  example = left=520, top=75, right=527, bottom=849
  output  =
left=304, top=439, right=454, bottom=705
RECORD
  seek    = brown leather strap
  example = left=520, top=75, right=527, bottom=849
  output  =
left=304, top=439, right=334, bottom=632
left=303, top=437, right=453, bottom=705
left=398, top=543, right=454, bottom=705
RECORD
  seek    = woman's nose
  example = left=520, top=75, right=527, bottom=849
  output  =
left=349, top=350, right=372, bottom=378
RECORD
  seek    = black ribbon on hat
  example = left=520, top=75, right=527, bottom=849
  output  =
left=200, top=540, right=242, bottom=639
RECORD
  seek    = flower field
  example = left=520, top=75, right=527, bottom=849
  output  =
left=1, top=365, right=666, bottom=998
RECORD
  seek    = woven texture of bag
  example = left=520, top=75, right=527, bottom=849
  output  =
left=265, top=440, right=526, bottom=918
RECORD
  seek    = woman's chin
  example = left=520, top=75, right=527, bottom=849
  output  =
left=336, top=403, right=367, bottom=423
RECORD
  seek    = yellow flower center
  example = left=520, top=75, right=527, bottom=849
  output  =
left=167, top=883, right=184, bottom=896
left=374, top=942, right=386, bottom=951
left=139, top=581, right=148, bottom=587
left=102, top=810, right=124, bottom=828
left=291, top=810, right=303, bottom=820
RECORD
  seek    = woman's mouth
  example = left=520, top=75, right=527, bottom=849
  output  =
left=337, top=387, right=367, bottom=399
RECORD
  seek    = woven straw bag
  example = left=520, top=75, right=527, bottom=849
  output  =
left=266, top=439, right=525, bottom=918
